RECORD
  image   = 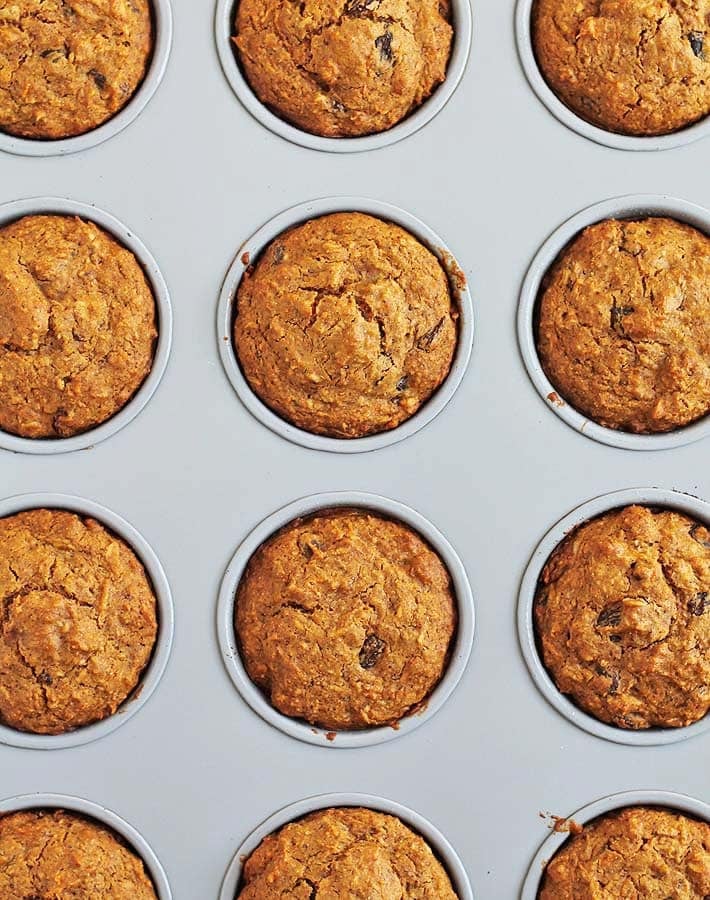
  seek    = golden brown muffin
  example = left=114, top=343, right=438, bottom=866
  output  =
left=532, top=0, right=710, bottom=136
left=0, top=508, right=158, bottom=734
left=536, top=217, right=710, bottom=434
left=239, top=807, right=458, bottom=898
left=235, top=509, right=456, bottom=730
left=534, top=505, right=710, bottom=730
left=539, top=806, right=710, bottom=898
left=0, top=0, right=153, bottom=140
left=0, top=214, right=157, bottom=439
left=233, top=0, right=453, bottom=138
left=0, top=810, right=157, bottom=898
left=234, top=212, right=458, bottom=439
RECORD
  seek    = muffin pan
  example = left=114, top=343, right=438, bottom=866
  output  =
left=1, top=0, right=709, bottom=897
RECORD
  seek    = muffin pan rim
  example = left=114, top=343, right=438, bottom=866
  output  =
left=216, top=490, right=475, bottom=748
left=517, top=486, right=710, bottom=747
left=0, top=491, right=175, bottom=751
left=217, top=195, right=474, bottom=453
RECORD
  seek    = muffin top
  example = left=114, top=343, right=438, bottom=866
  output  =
left=239, top=807, right=458, bottom=899
left=234, top=212, right=458, bottom=439
left=233, top=0, right=453, bottom=138
left=539, top=806, right=710, bottom=898
left=532, top=0, right=710, bottom=136
left=0, top=214, right=157, bottom=440
left=0, top=0, right=153, bottom=140
left=0, top=810, right=157, bottom=899
left=235, top=509, right=456, bottom=730
left=0, top=508, right=158, bottom=734
left=534, top=505, right=710, bottom=730
left=536, top=217, right=710, bottom=434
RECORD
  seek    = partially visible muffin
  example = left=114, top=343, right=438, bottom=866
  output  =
left=0, top=508, right=158, bottom=734
left=0, top=810, right=157, bottom=898
left=539, top=806, right=710, bottom=898
left=235, top=508, right=457, bottom=730
left=238, top=807, right=458, bottom=898
left=0, top=0, right=153, bottom=140
left=536, top=217, right=710, bottom=434
left=534, top=505, right=710, bottom=730
left=233, top=0, right=453, bottom=138
left=0, top=214, right=157, bottom=439
left=532, top=0, right=710, bottom=136
left=234, top=212, right=458, bottom=439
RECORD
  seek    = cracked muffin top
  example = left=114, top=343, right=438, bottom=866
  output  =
left=0, top=214, right=157, bottom=440
left=234, top=212, right=458, bottom=439
left=233, top=0, right=453, bottom=138
left=534, top=505, right=710, bottom=730
left=0, top=0, right=153, bottom=140
left=0, top=508, right=158, bottom=735
left=235, top=508, right=456, bottom=731
left=238, top=807, right=458, bottom=898
left=0, top=810, right=158, bottom=899
left=536, top=217, right=710, bottom=434
left=532, top=0, right=710, bottom=136
left=539, top=806, right=710, bottom=898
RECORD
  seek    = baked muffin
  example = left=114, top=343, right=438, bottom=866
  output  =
left=238, top=807, right=457, bottom=898
left=235, top=508, right=456, bottom=730
left=234, top=212, right=458, bottom=439
left=0, top=508, right=158, bottom=734
left=0, top=810, right=157, bottom=898
left=0, top=0, right=153, bottom=140
left=539, top=806, right=710, bottom=898
left=532, top=0, right=710, bottom=136
left=0, top=214, right=157, bottom=439
left=536, top=217, right=710, bottom=434
left=233, top=0, right=453, bottom=138
left=534, top=505, right=710, bottom=730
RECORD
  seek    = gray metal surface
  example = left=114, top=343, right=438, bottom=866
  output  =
left=1, top=1, right=709, bottom=897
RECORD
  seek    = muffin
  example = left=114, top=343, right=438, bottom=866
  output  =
left=238, top=807, right=457, bottom=898
left=0, top=508, right=158, bottom=734
left=0, top=809, right=157, bottom=898
left=534, top=505, right=710, bottom=730
left=532, top=0, right=710, bottom=136
left=0, top=0, right=153, bottom=140
left=0, top=214, right=157, bottom=439
left=233, top=0, right=453, bottom=138
left=536, top=217, right=710, bottom=434
left=539, top=806, right=710, bottom=898
left=234, top=212, right=458, bottom=439
left=235, top=508, right=456, bottom=730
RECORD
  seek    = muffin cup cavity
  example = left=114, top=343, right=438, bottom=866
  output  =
left=215, top=0, right=472, bottom=153
left=217, top=491, right=475, bottom=748
left=219, top=793, right=474, bottom=899
left=217, top=196, right=474, bottom=453
left=518, top=194, right=710, bottom=451
left=0, top=198, right=172, bottom=456
left=521, top=790, right=710, bottom=899
left=0, top=492, right=174, bottom=750
left=518, top=487, right=710, bottom=746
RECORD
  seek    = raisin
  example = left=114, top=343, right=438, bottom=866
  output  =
left=417, top=318, right=445, bottom=350
left=297, top=534, right=322, bottom=559
left=609, top=671, right=620, bottom=695
left=38, top=672, right=52, bottom=685
left=610, top=305, right=634, bottom=333
left=597, top=603, right=622, bottom=627
left=690, top=523, right=710, bottom=548
left=271, top=243, right=285, bottom=265
left=688, top=592, right=709, bottom=616
left=332, top=99, right=346, bottom=113
left=609, top=634, right=621, bottom=643
left=345, top=0, right=380, bottom=15
left=396, top=375, right=409, bottom=391
left=375, top=31, right=394, bottom=63
left=359, top=634, right=385, bottom=668
left=89, top=69, right=107, bottom=90
left=689, top=31, right=704, bottom=58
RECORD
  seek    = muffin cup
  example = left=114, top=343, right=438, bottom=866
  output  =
left=217, top=196, right=474, bottom=453
left=217, top=491, right=475, bottom=748
left=515, top=0, right=710, bottom=152
left=214, top=0, right=472, bottom=153
left=0, top=0, right=173, bottom=158
left=518, top=487, right=710, bottom=746
left=219, top=792, right=474, bottom=899
left=518, top=194, right=710, bottom=451
left=0, top=792, right=172, bottom=898
left=0, top=492, right=174, bottom=750
left=521, top=789, right=710, bottom=899
left=0, top=197, right=172, bottom=455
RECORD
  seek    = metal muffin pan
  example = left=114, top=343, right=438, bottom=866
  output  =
left=1, top=1, right=709, bottom=897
